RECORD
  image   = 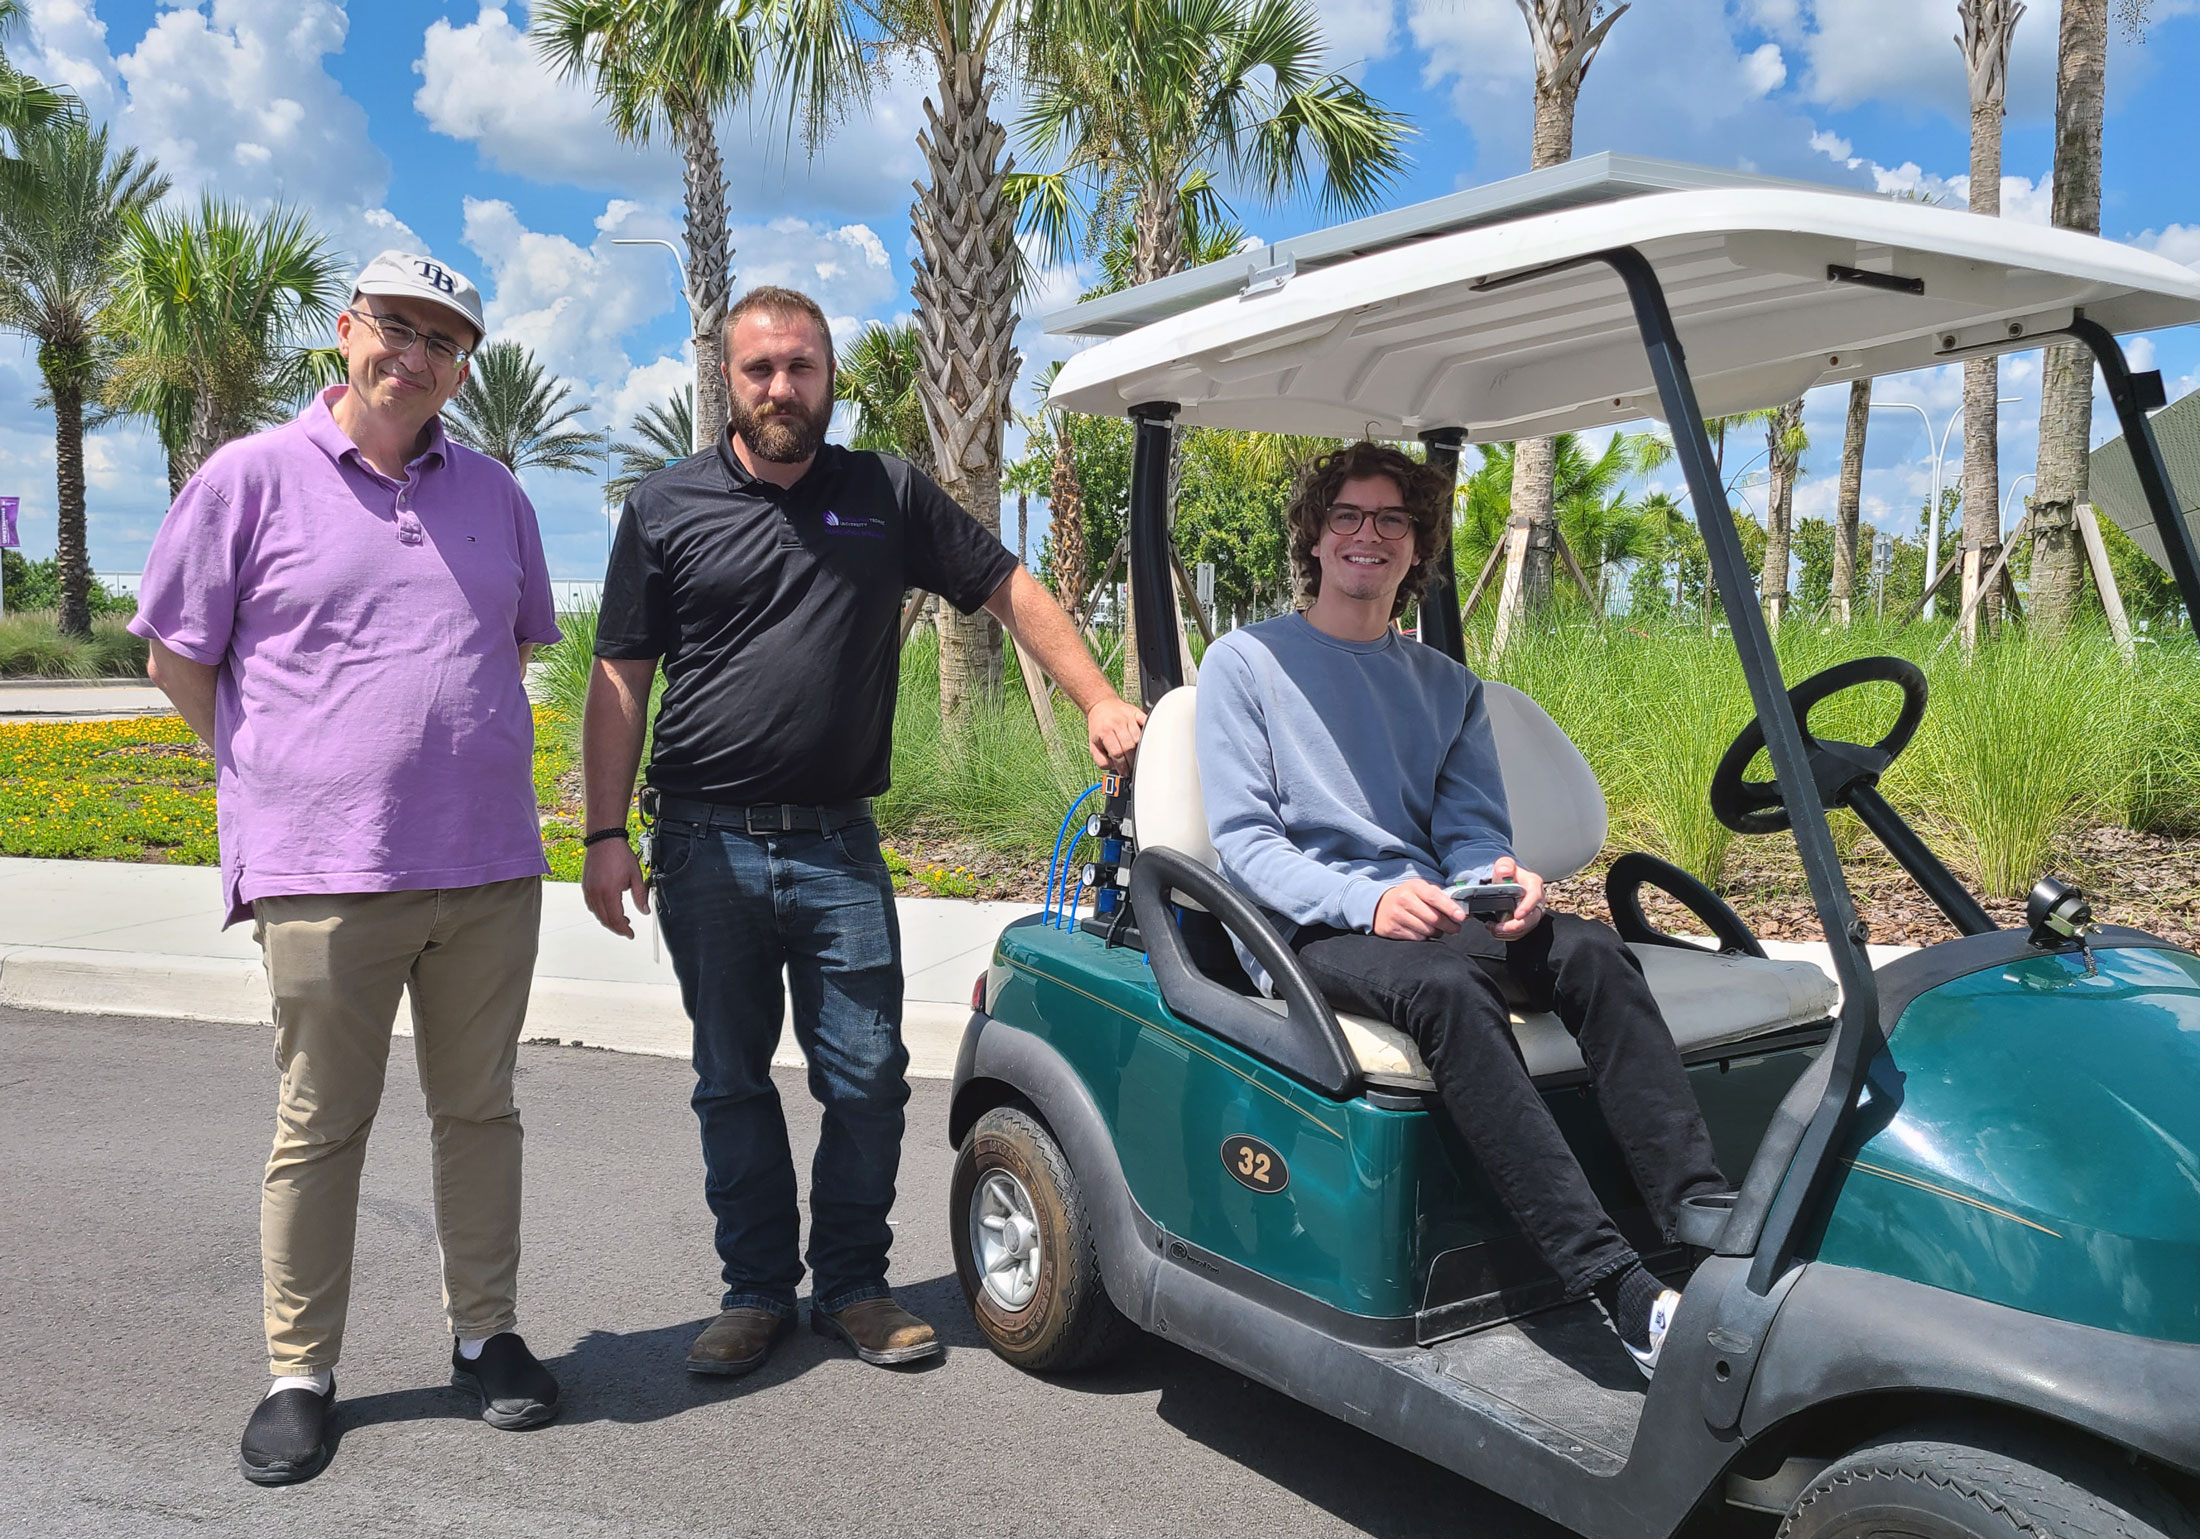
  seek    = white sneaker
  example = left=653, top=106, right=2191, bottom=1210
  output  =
left=1624, top=1288, right=1683, bottom=1380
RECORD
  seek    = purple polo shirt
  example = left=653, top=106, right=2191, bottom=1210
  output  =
left=130, top=386, right=562, bottom=926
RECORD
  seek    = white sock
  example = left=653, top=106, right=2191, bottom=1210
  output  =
left=266, top=1371, right=331, bottom=1399
left=457, top=1335, right=488, bottom=1361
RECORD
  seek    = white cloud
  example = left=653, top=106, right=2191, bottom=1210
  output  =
left=1406, top=0, right=1833, bottom=180
left=415, top=5, right=677, bottom=194
left=414, top=4, right=930, bottom=217
left=2134, top=224, right=2200, bottom=269
left=1742, top=43, right=1787, bottom=98
left=1312, top=0, right=1398, bottom=74
left=24, top=0, right=418, bottom=267
left=1808, top=133, right=2054, bottom=223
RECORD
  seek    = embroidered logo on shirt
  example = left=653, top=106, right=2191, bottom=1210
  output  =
left=822, top=509, right=884, bottom=538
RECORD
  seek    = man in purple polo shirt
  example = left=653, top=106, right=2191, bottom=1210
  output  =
left=133, top=251, right=565, bottom=1486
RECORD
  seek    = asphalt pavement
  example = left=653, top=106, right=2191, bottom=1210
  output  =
left=0, top=1005, right=1565, bottom=1539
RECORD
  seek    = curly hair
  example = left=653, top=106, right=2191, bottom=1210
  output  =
left=1284, top=441, right=1452, bottom=619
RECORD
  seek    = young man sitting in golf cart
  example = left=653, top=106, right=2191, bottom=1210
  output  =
left=1194, top=440, right=1730, bottom=1375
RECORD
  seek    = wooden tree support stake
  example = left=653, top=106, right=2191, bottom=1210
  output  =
left=898, top=590, right=932, bottom=646
left=1011, top=634, right=1065, bottom=752
left=1458, top=539, right=1509, bottom=621
left=2077, top=502, right=2136, bottom=662
left=1936, top=514, right=2029, bottom=656
left=1170, top=546, right=1216, bottom=644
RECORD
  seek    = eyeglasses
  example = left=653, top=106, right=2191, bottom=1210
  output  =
left=1325, top=502, right=1414, bottom=540
left=347, top=308, right=472, bottom=368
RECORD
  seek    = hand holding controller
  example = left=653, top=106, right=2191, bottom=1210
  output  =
left=1445, top=880, right=1528, bottom=919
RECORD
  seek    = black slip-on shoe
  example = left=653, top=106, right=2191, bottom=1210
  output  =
left=450, top=1332, right=561, bottom=1430
left=239, top=1377, right=335, bottom=1486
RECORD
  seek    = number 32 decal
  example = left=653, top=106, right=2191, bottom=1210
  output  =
left=1221, top=1135, right=1289, bottom=1193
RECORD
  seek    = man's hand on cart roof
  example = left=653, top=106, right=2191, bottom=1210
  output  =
left=982, top=567, right=1146, bottom=774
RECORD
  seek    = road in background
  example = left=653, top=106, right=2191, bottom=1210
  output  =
left=0, top=1006, right=1566, bottom=1539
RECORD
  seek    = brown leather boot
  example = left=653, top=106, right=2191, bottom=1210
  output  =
left=812, top=1296, right=942, bottom=1366
left=684, top=1307, right=794, bottom=1377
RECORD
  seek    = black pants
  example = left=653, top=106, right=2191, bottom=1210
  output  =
left=1292, top=913, right=1725, bottom=1296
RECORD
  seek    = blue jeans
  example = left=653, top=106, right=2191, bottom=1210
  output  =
left=652, top=813, right=908, bottom=1317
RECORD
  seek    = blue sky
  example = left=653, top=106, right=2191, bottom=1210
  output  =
left=6, top=0, right=2199, bottom=582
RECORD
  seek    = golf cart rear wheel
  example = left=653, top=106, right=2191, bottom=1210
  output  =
left=1779, top=1421, right=2199, bottom=1539
left=951, top=1106, right=1132, bottom=1373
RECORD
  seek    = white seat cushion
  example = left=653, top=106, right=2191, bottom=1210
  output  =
left=1263, top=944, right=1838, bottom=1089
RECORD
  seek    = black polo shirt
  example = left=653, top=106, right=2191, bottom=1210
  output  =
left=595, top=437, right=1018, bottom=805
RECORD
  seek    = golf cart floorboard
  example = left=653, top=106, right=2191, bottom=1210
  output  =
left=1398, top=1301, right=1647, bottom=1474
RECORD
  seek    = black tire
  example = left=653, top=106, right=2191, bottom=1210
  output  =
left=1780, top=1420, right=2199, bottom=1539
left=950, top=1106, right=1134, bottom=1373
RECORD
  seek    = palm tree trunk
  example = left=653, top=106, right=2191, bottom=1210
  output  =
left=1760, top=400, right=1800, bottom=628
left=1131, top=181, right=1186, bottom=289
left=49, top=374, right=91, bottom=638
left=175, top=389, right=225, bottom=488
left=1832, top=378, right=1870, bottom=624
left=677, top=101, right=732, bottom=453
left=1048, top=420, right=1089, bottom=623
left=1496, top=0, right=1606, bottom=652
left=913, top=46, right=1020, bottom=720
left=2031, top=0, right=2106, bottom=636
left=1960, top=8, right=2014, bottom=649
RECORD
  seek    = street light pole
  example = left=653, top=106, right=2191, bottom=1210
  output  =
left=611, top=237, right=704, bottom=452
left=1872, top=395, right=2018, bottom=619
left=2001, top=472, right=2036, bottom=533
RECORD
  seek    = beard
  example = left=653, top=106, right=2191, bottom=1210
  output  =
left=728, top=391, right=830, bottom=464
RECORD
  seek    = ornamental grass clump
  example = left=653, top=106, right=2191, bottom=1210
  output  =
left=1896, top=629, right=2130, bottom=898
left=0, top=611, right=146, bottom=677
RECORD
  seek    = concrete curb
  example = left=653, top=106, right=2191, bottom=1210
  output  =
left=0, top=948, right=975, bottom=1079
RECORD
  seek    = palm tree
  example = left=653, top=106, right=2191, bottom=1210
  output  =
left=1493, top=0, right=1628, bottom=653
left=1831, top=378, right=1871, bottom=624
left=1759, top=399, right=1806, bottom=627
left=0, top=122, right=165, bottom=638
left=534, top=0, right=758, bottom=451
left=445, top=339, right=604, bottom=476
left=105, top=197, right=346, bottom=493
left=0, top=0, right=77, bottom=198
left=1958, top=0, right=2024, bottom=647
left=607, top=386, right=694, bottom=507
left=1010, top=0, right=1411, bottom=288
left=835, top=319, right=935, bottom=478
left=1080, top=180, right=1249, bottom=297
left=2030, top=0, right=2106, bottom=635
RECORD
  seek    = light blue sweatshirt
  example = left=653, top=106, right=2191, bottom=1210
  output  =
left=1194, top=613, right=1513, bottom=981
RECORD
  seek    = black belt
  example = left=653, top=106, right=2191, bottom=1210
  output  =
left=652, top=794, right=874, bottom=836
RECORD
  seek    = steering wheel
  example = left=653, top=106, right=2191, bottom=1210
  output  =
left=1605, top=852, right=1766, bottom=958
left=1709, top=656, right=1927, bottom=835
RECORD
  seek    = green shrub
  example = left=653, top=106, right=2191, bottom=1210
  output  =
left=0, top=611, right=148, bottom=678
left=0, top=553, right=136, bottom=617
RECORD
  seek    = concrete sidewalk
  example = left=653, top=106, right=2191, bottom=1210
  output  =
left=0, top=857, right=1905, bottom=1079
left=0, top=678, right=172, bottom=721
left=0, top=857, right=1031, bottom=1078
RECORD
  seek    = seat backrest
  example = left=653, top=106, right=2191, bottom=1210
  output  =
left=1131, top=674, right=1609, bottom=883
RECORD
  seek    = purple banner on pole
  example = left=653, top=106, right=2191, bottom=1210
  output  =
left=0, top=497, right=16, bottom=549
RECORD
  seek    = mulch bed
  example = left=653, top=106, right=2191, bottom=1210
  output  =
left=887, top=821, right=2200, bottom=951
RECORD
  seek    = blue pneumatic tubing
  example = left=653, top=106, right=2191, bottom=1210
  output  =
left=1045, top=784, right=1104, bottom=926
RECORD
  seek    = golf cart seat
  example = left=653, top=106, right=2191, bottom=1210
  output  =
left=1132, top=682, right=1837, bottom=1088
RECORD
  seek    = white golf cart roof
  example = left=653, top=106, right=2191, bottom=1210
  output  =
left=1044, top=157, right=2200, bottom=440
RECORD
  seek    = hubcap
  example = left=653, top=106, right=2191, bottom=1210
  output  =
left=970, top=1169, right=1042, bottom=1311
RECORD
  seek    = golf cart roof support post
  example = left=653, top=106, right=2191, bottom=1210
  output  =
left=2066, top=315, right=2200, bottom=646
left=1418, top=428, right=1469, bottom=665
left=1129, top=402, right=1184, bottom=707
left=1591, top=245, right=1884, bottom=1295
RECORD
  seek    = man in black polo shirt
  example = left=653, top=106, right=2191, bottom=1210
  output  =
left=584, top=285, right=1143, bottom=1374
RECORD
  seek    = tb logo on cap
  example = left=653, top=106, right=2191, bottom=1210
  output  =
left=415, top=261, right=457, bottom=295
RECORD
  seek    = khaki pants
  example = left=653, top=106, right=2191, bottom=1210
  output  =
left=254, top=877, right=541, bottom=1375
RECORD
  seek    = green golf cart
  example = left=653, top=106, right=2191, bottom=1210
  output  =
left=947, top=155, right=2200, bottom=1537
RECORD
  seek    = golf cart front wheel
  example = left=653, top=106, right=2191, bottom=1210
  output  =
left=1780, top=1422, right=2199, bottom=1539
left=951, top=1106, right=1132, bottom=1373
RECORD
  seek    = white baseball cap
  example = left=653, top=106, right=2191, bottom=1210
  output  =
left=351, top=251, right=485, bottom=342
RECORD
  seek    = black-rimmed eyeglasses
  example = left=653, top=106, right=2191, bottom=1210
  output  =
left=1324, top=503, right=1413, bottom=540
left=347, top=308, right=472, bottom=368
